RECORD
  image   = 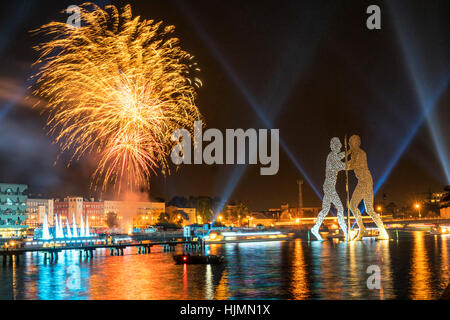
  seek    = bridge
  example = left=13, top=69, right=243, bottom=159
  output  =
left=380, top=217, right=450, bottom=226
left=0, top=237, right=204, bottom=266
left=290, top=216, right=450, bottom=227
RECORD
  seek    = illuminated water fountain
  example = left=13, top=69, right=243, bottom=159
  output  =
left=59, top=215, right=64, bottom=237
left=39, top=212, right=94, bottom=240
left=54, top=214, right=64, bottom=238
left=85, top=216, right=91, bottom=237
left=80, top=213, right=85, bottom=237
left=72, top=213, right=78, bottom=238
left=41, top=213, right=52, bottom=240
left=66, top=217, right=72, bottom=238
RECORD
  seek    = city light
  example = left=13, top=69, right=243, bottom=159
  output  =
left=414, top=203, right=422, bottom=218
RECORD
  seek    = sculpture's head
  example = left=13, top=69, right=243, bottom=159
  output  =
left=330, top=137, right=342, bottom=152
left=349, top=135, right=361, bottom=149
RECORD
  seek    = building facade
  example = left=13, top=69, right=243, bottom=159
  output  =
left=131, top=202, right=166, bottom=228
left=26, top=198, right=54, bottom=228
left=0, top=183, right=28, bottom=238
left=54, top=197, right=83, bottom=224
left=53, top=199, right=166, bottom=230
left=83, top=200, right=104, bottom=228
left=55, top=197, right=104, bottom=228
left=441, top=206, right=450, bottom=219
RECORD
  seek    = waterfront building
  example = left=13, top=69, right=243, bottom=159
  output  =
left=136, top=201, right=165, bottom=217
left=249, top=211, right=278, bottom=227
left=422, top=191, right=445, bottom=216
left=441, top=207, right=450, bottom=218
left=0, top=183, right=28, bottom=238
left=105, top=200, right=165, bottom=229
left=132, top=201, right=167, bottom=228
left=54, top=196, right=83, bottom=224
left=248, top=204, right=321, bottom=227
left=36, top=197, right=167, bottom=230
left=26, top=198, right=54, bottom=228
left=54, top=197, right=105, bottom=228
left=103, top=200, right=123, bottom=216
left=83, top=199, right=104, bottom=228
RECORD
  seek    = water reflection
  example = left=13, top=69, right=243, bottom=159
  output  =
left=290, top=239, right=309, bottom=299
left=0, top=231, right=448, bottom=300
left=441, top=236, right=449, bottom=289
left=410, top=232, right=432, bottom=299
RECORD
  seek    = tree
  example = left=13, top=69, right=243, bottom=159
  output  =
left=229, top=203, right=249, bottom=225
left=158, top=212, right=170, bottom=224
left=168, top=196, right=188, bottom=208
left=106, top=212, right=119, bottom=229
left=196, top=197, right=213, bottom=223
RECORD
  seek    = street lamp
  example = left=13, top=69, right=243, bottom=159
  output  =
left=414, top=203, right=421, bottom=218
left=376, top=205, right=382, bottom=219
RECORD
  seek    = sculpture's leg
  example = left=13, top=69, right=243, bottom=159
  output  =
left=333, top=196, right=348, bottom=240
left=311, top=197, right=330, bottom=241
left=350, top=187, right=365, bottom=240
left=364, top=194, right=389, bottom=240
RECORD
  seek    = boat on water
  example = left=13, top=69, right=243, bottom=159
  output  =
left=203, top=230, right=292, bottom=244
left=405, top=223, right=435, bottom=231
left=173, top=254, right=224, bottom=265
left=320, top=227, right=383, bottom=240
left=430, top=225, right=450, bottom=235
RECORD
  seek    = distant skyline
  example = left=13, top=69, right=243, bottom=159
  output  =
left=0, top=0, right=448, bottom=210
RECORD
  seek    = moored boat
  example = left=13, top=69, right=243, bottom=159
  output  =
left=430, top=225, right=450, bottom=235
left=173, top=254, right=224, bottom=265
left=203, top=230, right=292, bottom=244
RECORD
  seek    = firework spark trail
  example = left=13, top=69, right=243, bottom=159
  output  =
left=31, top=3, right=202, bottom=193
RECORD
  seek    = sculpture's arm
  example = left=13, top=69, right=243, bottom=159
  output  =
left=335, top=152, right=346, bottom=171
left=337, top=160, right=346, bottom=171
left=346, top=155, right=355, bottom=170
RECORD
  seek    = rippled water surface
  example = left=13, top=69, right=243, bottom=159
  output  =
left=0, top=231, right=449, bottom=299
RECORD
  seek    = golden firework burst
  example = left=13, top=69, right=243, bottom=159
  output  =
left=31, top=3, right=202, bottom=193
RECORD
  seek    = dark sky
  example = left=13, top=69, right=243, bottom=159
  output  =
left=0, top=0, right=448, bottom=210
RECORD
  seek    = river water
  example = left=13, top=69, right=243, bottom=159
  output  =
left=0, top=231, right=449, bottom=300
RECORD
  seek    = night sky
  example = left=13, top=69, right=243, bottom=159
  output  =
left=0, top=0, right=448, bottom=210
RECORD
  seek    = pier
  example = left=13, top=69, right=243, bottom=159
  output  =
left=0, top=237, right=205, bottom=265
